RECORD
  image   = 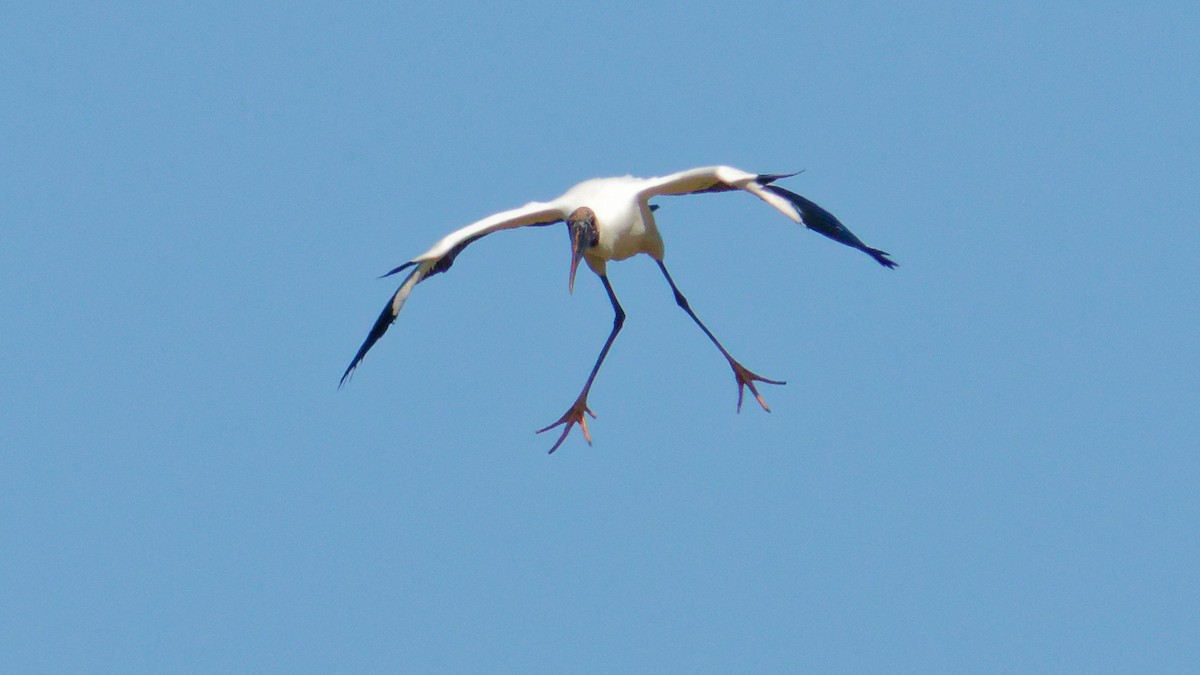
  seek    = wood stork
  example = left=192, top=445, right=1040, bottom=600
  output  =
left=341, top=165, right=895, bottom=453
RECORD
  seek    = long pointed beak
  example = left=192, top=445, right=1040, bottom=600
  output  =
left=569, top=228, right=585, bottom=294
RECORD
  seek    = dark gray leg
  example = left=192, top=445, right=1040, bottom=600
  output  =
left=537, top=274, right=625, bottom=453
left=656, top=260, right=784, bottom=412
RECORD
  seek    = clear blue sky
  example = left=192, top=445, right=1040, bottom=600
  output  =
left=3, top=2, right=1197, bottom=671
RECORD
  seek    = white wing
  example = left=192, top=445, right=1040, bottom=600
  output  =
left=639, top=165, right=896, bottom=269
left=638, top=165, right=804, bottom=220
left=340, top=201, right=566, bottom=386
left=416, top=201, right=567, bottom=262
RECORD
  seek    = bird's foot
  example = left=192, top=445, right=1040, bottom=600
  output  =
left=536, top=395, right=597, bottom=454
left=730, top=360, right=786, bottom=413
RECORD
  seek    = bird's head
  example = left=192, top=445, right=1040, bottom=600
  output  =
left=567, top=207, right=598, bottom=294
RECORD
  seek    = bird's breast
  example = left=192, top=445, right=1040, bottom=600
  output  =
left=559, top=176, right=664, bottom=269
left=591, top=201, right=663, bottom=264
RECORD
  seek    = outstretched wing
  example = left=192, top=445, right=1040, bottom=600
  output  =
left=340, top=201, right=566, bottom=386
left=639, top=165, right=896, bottom=268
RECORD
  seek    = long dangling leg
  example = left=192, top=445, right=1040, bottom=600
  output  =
left=537, top=274, right=625, bottom=453
left=656, top=260, right=784, bottom=412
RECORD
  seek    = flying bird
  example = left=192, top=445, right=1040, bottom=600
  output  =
left=341, top=165, right=895, bottom=453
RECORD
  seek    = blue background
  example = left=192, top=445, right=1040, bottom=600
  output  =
left=3, top=2, right=1197, bottom=671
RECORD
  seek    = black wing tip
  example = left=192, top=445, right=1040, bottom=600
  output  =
left=338, top=349, right=369, bottom=389
left=756, top=171, right=803, bottom=185
left=338, top=361, right=358, bottom=388
left=380, top=260, right=417, bottom=279
left=763, top=184, right=899, bottom=269
left=339, top=280, right=413, bottom=389
left=867, top=248, right=899, bottom=269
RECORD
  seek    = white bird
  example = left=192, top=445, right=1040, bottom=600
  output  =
left=341, top=165, right=895, bottom=453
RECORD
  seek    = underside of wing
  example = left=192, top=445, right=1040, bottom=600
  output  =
left=420, top=202, right=566, bottom=262
left=340, top=201, right=567, bottom=386
left=638, top=165, right=762, bottom=197
left=638, top=165, right=895, bottom=268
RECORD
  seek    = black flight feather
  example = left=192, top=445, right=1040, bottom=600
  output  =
left=762, top=184, right=897, bottom=268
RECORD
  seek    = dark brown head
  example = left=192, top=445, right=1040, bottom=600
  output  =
left=567, top=207, right=598, bottom=294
